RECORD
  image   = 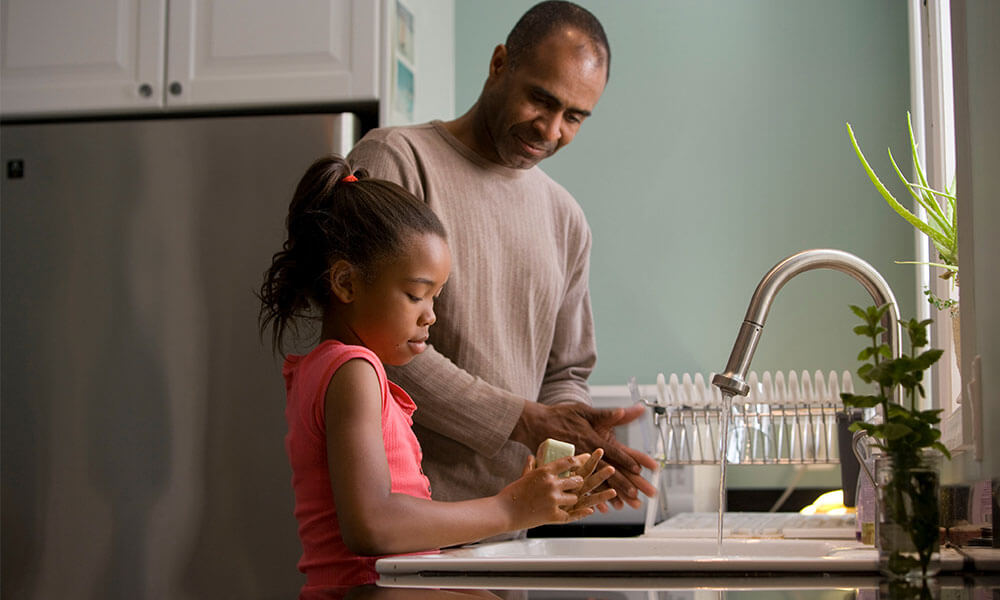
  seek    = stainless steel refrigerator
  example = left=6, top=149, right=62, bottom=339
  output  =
left=2, top=113, right=360, bottom=599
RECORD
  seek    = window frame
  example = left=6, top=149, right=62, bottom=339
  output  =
left=908, top=0, right=967, bottom=452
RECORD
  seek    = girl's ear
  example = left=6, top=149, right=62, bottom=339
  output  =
left=329, top=260, right=359, bottom=303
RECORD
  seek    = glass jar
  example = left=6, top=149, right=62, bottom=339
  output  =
left=875, top=451, right=942, bottom=579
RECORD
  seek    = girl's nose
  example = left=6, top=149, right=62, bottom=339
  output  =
left=420, top=306, right=436, bottom=327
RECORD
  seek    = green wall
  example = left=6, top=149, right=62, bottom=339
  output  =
left=454, top=1, right=916, bottom=388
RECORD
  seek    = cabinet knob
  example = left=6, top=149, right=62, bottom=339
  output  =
left=168, top=81, right=183, bottom=96
left=138, top=83, right=153, bottom=98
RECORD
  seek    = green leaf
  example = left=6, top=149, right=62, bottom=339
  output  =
left=904, top=317, right=933, bottom=349
left=849, top=421, right=880, bottom=435
left=932, top=442, right=952, bottom=459
left=849, top=304, right=868, bottom=321
left=896, top=259, right=959, bottom=274
left=915, top=349, right=944, bottom=369
left=846, top=120, right=957, bottom=266
left=867, top=362, right=895, bottom=388
left=883, top=422, right=913, bottom=440
left=889, top=148, right=953, bottom=240
left=886, top=404, right=910, bottom=419
left=908, top=181, right=957, bottom=202
left=843, top=395, right=883, bottom=409
left=920, top=408, right=944, bottom=420
left=842, top=392, right=883, bottom=407
left=907, top=111, right=931, bottom=188
left=871, top=303, right=893, bottom=320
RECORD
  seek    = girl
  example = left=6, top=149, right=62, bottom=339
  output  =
left=259, top=156, right=615, bottom=590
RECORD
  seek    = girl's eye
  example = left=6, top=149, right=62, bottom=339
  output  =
left=406, top=293, right=421, bottom=303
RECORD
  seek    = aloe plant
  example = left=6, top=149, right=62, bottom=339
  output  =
left=846, top=113, right=958, bottom=283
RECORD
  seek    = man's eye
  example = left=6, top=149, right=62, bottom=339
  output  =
left=533, top=94, right=554, bottom=108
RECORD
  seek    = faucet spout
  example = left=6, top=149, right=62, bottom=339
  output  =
left=712, top=249, right=901, bottom=398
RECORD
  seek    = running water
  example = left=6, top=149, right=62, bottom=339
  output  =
left=717, top=392, right=734, bottom=554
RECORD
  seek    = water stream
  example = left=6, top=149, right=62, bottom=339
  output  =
left=717, top=393, right=734, bottom=553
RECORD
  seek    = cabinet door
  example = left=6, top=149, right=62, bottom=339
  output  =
left=164, top=0, right=378, bottom=109
left=0, top=0, right=166, bottom=117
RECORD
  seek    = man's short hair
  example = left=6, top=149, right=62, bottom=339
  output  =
left=505, top=1, right=610, bottom=81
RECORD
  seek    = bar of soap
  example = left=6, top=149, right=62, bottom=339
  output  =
left=536, top=438, right=575, bottom=476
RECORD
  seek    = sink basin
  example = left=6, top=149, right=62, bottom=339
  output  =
left=376, top=536, right=892, bottom=575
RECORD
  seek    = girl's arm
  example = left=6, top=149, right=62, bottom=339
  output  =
left=326, top=358, right=610, bottom=556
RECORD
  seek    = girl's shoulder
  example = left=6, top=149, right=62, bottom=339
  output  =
left=309, top=339, right=379, bottom=363
left=284, top=341, right=387, bottom=388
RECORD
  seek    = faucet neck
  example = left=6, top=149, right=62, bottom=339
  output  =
left=714, top=249, right=902, bottom=400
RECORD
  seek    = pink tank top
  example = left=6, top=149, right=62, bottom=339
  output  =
left=283, top=340, right=432, bottom=588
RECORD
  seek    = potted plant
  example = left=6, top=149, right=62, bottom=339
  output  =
left=841, top=303, right=950, bottom=580
left=845, top=114, right=958, bottom=317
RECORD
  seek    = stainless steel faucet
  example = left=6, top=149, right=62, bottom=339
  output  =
left=712, top=249, right=901, bottom=399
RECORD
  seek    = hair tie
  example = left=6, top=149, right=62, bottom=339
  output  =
left=341, top=174, right=358, bottom=183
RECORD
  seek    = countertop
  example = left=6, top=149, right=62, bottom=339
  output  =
left=318, top=573, right=1000, bottom=600
left=365, top=544, right=1000, bottom=599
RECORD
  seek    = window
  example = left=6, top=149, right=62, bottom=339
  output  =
left=908, top=0, right=965, bottom=449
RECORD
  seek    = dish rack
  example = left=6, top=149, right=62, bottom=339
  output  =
left=630, top=370, right=856, bottom=465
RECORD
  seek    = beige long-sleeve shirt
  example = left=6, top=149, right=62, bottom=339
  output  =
left=347, top=121, right=596, bottom=502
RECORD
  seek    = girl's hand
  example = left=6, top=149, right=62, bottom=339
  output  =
left=566, top=448, right=617, bottom=517
left=497, top=454, right=593, bottom=530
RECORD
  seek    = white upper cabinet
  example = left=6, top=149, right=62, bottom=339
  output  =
left=164, top=0, right=377, bottom=110
left=0, top=0, right=167, bottom=116
left=1, top=0, right=380, bottom=117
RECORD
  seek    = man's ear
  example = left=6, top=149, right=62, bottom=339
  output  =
left=488, top=44, right=508, bottom=79
left=329, top=260, right=359, bottom=303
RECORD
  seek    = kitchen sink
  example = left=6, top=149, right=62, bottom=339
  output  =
left=376, top=536, right=910, bottom=575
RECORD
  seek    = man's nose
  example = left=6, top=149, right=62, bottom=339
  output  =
left=534, top=112, right=563, bottom=143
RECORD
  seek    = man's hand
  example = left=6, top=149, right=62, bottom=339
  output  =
left=511, top=401, right=658, bottom=510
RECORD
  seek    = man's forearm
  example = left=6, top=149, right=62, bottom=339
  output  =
left=386, top=346, right=525, bottom=458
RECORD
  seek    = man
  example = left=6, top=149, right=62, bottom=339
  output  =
left=348, top=1, right=656, bottom=521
